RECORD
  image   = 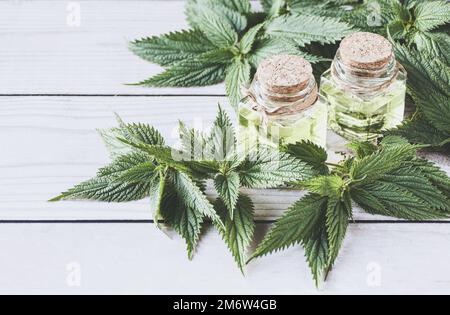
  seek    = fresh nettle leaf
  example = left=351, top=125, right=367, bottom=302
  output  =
left=52, top=106, right=315, bottom=272
left=215, top=194, right=256, bottom=272
left=129, top=29, right=216, bottom=67
left=265, top=13, right=354, bottom=46
left=284, top=141, right=329, bottom=175
left=251, top=138, right=450, bottom=286
left=225, top=58, right=251, bottom=108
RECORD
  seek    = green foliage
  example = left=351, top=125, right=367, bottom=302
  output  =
left=52, top=107, right=312, bottom=271
left=130, top=0, right=353, bottom=107
left=265, top=13, right=354, bottom=46
left=251, top=139, right=450, bottom=286
left=215, top=194, right=256, bottom=271
left=284, top=141, right=329, bottom=175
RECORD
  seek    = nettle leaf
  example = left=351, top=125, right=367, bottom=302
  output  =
left=214, top=172, right=240, bottom=215
left=412, top=32, right=450, bottom=65
left=251, top=194, right=327, bottom=258
left=386, top=114, right=450, bottom=148
left=225, top=58, right=251, bottom=108
left=50, top=152, right=154, bottom=202
left=351, top=182, right=447, bottom=220
left=326, top=193, right=351, bottom=275
left=380, top=166, right=449, bottom=211
left=223, top=0, right=252, bottom=15
left=168, top=171, right=223, bottom=227
left=350, top=143, right=418, bottom=184
left=261, top=0, right=286, bottom=18
left=129, top=29, right=215, bottom=67
left=135, top=56, right=229, bottom=87
left=187, top=0, right=248, bottom=33
left=284, top=141, right=329, bottom=175
left=347, top=141, right=378, bottom=160
left=161, top=189, right=204, bottom=259
left=238, top=148, right=314, bottom=188
left=265, top=13, right=353, bottom=46
left=149, top=171, right=166, bottom=225
left=303, top=175, right=345, bottom=197
left=98, top=118, right=165, bottom=159
left=215, top=194, right=255, bottom=272
left=414, top=0, right=450, bottom=32
left=407, top=158, right=450, bottom=199
left=250, top=194, right=329, bottom=285
left=413, top=86, right=450, bottom=135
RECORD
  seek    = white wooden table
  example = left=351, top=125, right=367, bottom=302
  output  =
left=1, top=0, right=449, bottom=294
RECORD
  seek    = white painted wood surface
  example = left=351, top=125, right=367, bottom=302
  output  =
left=0, top=223, right=449, bottom=294
left=0, top=0, right=449, bottom=294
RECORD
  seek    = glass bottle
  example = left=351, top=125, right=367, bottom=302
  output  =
left=238, top=55, right=328, bottom=152
left=320, top=32, right=407, bottom=142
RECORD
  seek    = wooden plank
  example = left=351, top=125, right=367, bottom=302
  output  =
left=0, top=0, right=226, bottom=95
left=0, top=222, right=449, bottom=294
left=1, top=96, right=448, bottom=221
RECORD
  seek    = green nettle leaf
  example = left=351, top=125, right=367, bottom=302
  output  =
left=284, top=141, right=329, bottom=175
left=208, top=106, right=237, bottom=161
left=347, top=141, right=378, bottom=160
left=265, top=13, right=353, bottom=46
left=325, top=193, right=351, bottom=275
left=168, top=171, right=222, bottom=227
left=238, top=148, right=314, bottom=188
left=250, top=194, right=329, bottom=285
left=225, top=58, right=251, bottom=107
left=350, top=143, right=417, bottom=184
left=249, top=37, right=324, bottom=69
left=251, top=135, right=450, bottom=286
left=149, top=171, right=166, bottom=225
left=99, top=118, right=165, bottom=159
left=198, top=13, right=239, bottom=48
left=215, top=194, right=255, bottom=271
left=50, top=152, right=155, bottom=202
left=129, top=29, right=215, bottom=67
left=303, top=175, right=345, bottom=197
left=214, top=172, right=240, bottom=215
left=187, top=0, right=248, bottom=33
left=414, top=0, right=450, bottom=32
left=223, top=0, right=252, bottom=15
left=161, top=190, right=204, bottom=259
left=240, top=24, right=265, bottom=55
left=388, top=44, right=450, bottom=147
left=386, top=115, right=450, bottom=148
left=261, top=0, right=286, bottom=18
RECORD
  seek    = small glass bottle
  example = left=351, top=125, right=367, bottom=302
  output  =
left=238, top=55, right=328, bottom=151
left=320, top=32, right=407, bottom=142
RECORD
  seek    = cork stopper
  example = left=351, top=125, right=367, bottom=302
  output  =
left=256, top=55, right=314, bottom=95
left=339, top=32, right=393, bottom=70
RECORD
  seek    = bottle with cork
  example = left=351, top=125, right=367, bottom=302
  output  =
left=320, top=32, right=407, bottom=142
left=239, top=55, right=328, bottom=151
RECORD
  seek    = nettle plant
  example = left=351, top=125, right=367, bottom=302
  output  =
left=52, top=107, right=450, bottom=286
left=52, top=107, right=313, bottom=271
left=129, top=0, right=353, bottom=106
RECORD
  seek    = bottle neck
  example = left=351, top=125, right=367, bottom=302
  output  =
left=331, top=49, right=400, bottom=97
left=247, top=76, right=318, bottom=117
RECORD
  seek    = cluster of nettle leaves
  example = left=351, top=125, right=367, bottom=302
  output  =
left=52, top=107, right=450, bottom=286
left=130, top=0, right=450, bottom=150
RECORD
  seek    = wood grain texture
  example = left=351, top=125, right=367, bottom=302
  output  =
left=1, top=96, right=448, bottom=221
left=0, top=222, right=449, bottom=294
left=0, top=1, right=226, bottom=95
